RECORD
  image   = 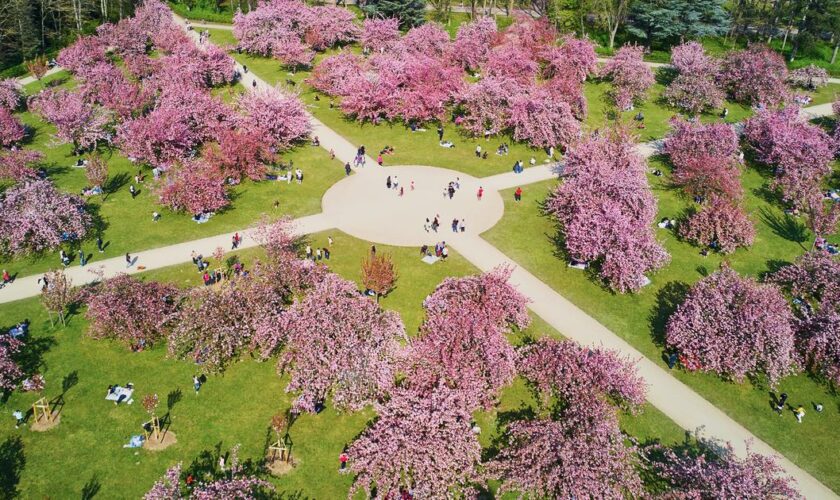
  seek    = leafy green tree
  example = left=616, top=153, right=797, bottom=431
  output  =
left=364, top=0, right=427, bottom=29
left=627, top=0, right=730, bottom=48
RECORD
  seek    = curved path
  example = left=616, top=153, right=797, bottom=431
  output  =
left=0, top=15, right=836, bottom=499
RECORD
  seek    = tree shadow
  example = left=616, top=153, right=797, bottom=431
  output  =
left=655, top=66, right=678, bottom=86
left=0, top=436, right=25, bottom=498
left=649, top=281, right=691, bottom=349
left=167, top=389, right=182, bottom=412
left=482, top=404, right=537, bottom=462
left=758, top=207, right=808, bottom=247
left=61, top=370, right=79, bottom=396
left=80, top=474, right=101, bottom=499
left=103, top=172, right=129, bottom=199
left=15, top=335, right=55, bottom=379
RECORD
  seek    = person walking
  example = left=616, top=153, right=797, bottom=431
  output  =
left=193, top=375, right=202, bottom=395
left=514, top=187, right=522, bottom=202
left=96, top=236, right=104, bottom=253
left=392, top=176, right=399, bottom=190
left=377, top=154, right=383, bottom=166
left=305, top=245, right=312, bottom=260
left=451, top=218, right=458, bottom=233
left=344, top=162, right=351, bottom=176
left=78, top=249, right=86, bottom=266
left=13, top=410, right=24, bottom=429
left=386, top=176, right=392, bottom=189
left=129, top=184, right=137, bottom=198
left=477, top=186, right=484, bottom=201
left=437, top=125, right=444, bottom=141
left=1, top=269, right=10, bottom=287
left=339, top=451, right=349, bottom=472
left=459, top=219, right=465, bottom=232
left=776, top=392, right=788, bottom=415
left=125, top=252, right=133, bottom=268
left=795, top=405, right=805, bottom=423
left=60, top=250, right=70, bottom=266
left=410, top=180, right=415, bottom=191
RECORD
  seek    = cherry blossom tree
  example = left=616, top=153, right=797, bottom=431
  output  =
left=202, top=129, right=273, bottom=181
left=0, top=149, right=42, bottom=183
left=390, top=55, right=465, bottom=123
left=0, top=179, right=91, bottom=256
left=0, top=108, right=25, bottom=147
left=508, top=86, right=581, bottom=149
left=339, top=71, right=398, bottom=122
left=156, top=160, right=229, bottom=214
left=499, top=14, right=556, bottom=56
left=485, top=43, right=539, bottom=84
left=665, top=265, right=798, bottom=387
left=41, top=269, right=74, bottom=326
left=0, top=79, right=22, bottom=110
left=81, top=273, right=180, bottom=349
left=546, top=129, right=669, bottom=293
left=0, top=335, right=24, bottom=392
left=117, top=108, right=198, bottom=168
left=670, top=41, right=718, bottom=75
left=236, top=86, right=311, bottom=150
left=663, top=118, right=739, bottom=169
left=77, top=62, right=146, bottom=119
left=665, top=74, right=725, bottom=115
left=787, top=64, right=829, bottom=89
left=360, top=18, right=401, bottom=52
left=305, top=6, right=360, bottom=50
left=543, top=35, right=598, bottom=83
left=273, top=273, right=406, bottom=413
left=29, top=89, right=112, bottom=153
left=232, top=0, right=319, bottom=66
left=400, top=23, right=451, bottom=58
left=347, top=384, right=482, bottom=498
left=307, top=51, right=365, bottom=96
left=404, top=267, right=528, bottom=411
left=452, top=17, right=497, bottom=71
left=671, top=154, right=744, bottom=201
left=84, top=153, right=108, bottom=189
left=743, top=107, right=834, bottom=207
left=145, top=460, right=272, bottom=499
left=96, top=17, right=149, bottom=58
left=771, top=250, right=840, bottom=313
left=457, top=76, right=520, bottom=137
left=644, top=442, right=801, bottom=498
left=56, top=35, right=107, bottom=74
left=361, top=251, right=397, bottom=300
left=679, top=196, right=755, bottom=253
left=720, top=45, right=789, bottom=106
left=601, top=45, right=655, bottom=110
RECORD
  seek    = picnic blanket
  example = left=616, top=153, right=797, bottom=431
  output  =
left=123, top=435, right=145, bottom=448
left=106, top=387, right=134, bottom=402
left=421, top=255, right=439, bottom=265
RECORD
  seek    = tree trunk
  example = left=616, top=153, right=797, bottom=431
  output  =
left=781, top=25, right=791, bottom=50
left=608, top=22, right=618, bottom=50
left=507, top=0, right=513, bottom=15
left=831, top=43, right=839, bottom=65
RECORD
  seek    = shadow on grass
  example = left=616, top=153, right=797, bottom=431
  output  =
left=648, top=281, right=691, bottom=350
left=0, top=436, right=25, bottom=499
left=758, top=207, right=808, bottom=247
left=80, top=473, right=101, bottom=499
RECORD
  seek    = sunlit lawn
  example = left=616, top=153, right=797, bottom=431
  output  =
left=0, top=230, right=684, bottom=497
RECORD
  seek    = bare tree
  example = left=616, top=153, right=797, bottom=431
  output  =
left=595, top=0, right=631, bottom=50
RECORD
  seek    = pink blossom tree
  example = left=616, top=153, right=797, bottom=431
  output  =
left=0, top=335, right=24, bottom=392
left=0, top=179, right=91, bottom=256
left=144, top=459, right=272, bottom=499
left=202, top=129, right=273, bottom=181
left=508, top=86, right=581, bottom=149
left=0, top=79, right=22, bottom=110
left=546, top=129, right=669, bottom=293
left=347, top=384, right=482, bottom=498
left=305, top=6, right=360, bottom=50
left=0, top=149, right=42, bottom=183
left=665, top=74, right=725, bottom=115
left=56, top=35, right=107, bottom=74
left=452, top=17, right=497, bottom=71
left=670, top=41, right=718, bottom=75
left=720, top=45, right=789, bottom=106
left=360, top=18, right=401, bottom=52
left=743, top=107, right=834, bottom=207
left=400, top=23, right=451, bottom=58
left=457, top=76, right=520, bottom=137
left=117, top=108, right=199, bottom=168
left=787, top=64, right=829, bottom=90
left=679, top=196, right=756, bottom=253
left=272, top=273, right=406, bottom=413
left=645, top=442, right=801, bottom=498
left=236, top=86, right=311, bottom=150
left=600, top=45, right=655, bottom=110
left=671, top=154, right=744, bottom=201
left=665, top=265, right=798, bottom=386
left=0, top=107, right=25, bottom=147
left=232, top=0, right=317, bottom=66
left=82, top=273, right=180, bottom=349
left=390, top=55, right=465, bottom=123
left=29, top=89, right=112, bottom=153
left=307, top=52, right=365, bottom=96
left=499, top=14, right=557, bottom=56
left=405, top=267, right=529, bottom=411
left=77, top=62, right=146, bottom=119
left=339, top=71, right=398, bottom=122
left=543, top=35, right=598, bottom=83
left=156, top=160, right=229, bottom=214
left=484, top=43, right=539, bottom=84
left=663, top=118, right=739, bottom=169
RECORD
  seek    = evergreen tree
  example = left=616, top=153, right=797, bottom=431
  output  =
left=627, top=0, right=730, bottom=48
left=364, top=0, right=427, bottom=29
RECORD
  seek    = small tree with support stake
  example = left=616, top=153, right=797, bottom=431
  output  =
left=361, top=251, right=397, bottom=302
left=268, top=413, right=291, bottom=463
left=142, top=393, right=161, bottom=442
left=41, top=269, right=73, bottom=327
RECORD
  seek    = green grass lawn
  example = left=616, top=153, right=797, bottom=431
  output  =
left=0, top=77, right=345, bottom=279
left=482, top=159, right=840, bottom=492
left=0, top=230, right=684, bottom=497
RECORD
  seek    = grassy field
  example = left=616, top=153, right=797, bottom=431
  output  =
left=0, top=75, right=346, bottom=279
left=482, top=155, right=840, bottom=492
left=0, top=230, right=684, bottom=498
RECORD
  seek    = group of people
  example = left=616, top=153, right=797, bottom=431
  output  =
left=353, top=145, right=367, bottom=167
left=444, top=178, right=461, bottom=199
left=305, top=240, right=332, bottom=261
left=815, top=237, right=839, bottom=255
left=59, top=249, right=87, bottom=267
left=773, top=392, right=822, bottom=423
left=420, top=241, right=449, bottom=260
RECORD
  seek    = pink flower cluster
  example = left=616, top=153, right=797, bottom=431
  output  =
left=0, top=149, right=43, bottom=183
left=665, top=42, right=724, bottom=115
left=720, top=45, right=790, bottom=106
left=360, top=18, right=401, bottom=52
left=679, top=195, right=756, bottom=253
left=0, top=108, right=25, bottom=147
left=0, top=335, right=24, bottom=391
left=156, top=160, right=229, bottom=214
left=787, top=64, right=829, bottom=89
left=29, top=89, right=112, bottom=153
left=601, top=45, right=655, bottom=110
left=666, top=265, right=798, bottom=387
left=0, top=79, right=23, bottom=110
left=452, top=17, right=497, bottom=70
left=547, top=129, right=669, bottom=292
left=236, top=86, right=311, bottom=150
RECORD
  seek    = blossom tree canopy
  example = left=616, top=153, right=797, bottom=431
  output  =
left=679, top=196, right=756, bottom=253
left=665, top=73, right=725, bottom=115
left=339, top=71, right=398, bottom=123
left=56, top=35, right=107, bottom=74
left=347, top=384, right=482, bottom=499
left=671, top=154, right=744, bottom=201
left=645, top=442, right=802, bottom=499
left=360, top=18, right=401, bottom=52
left=663, top=118, right=740, bottom=169
left=452, top=17, right=497, bottom=71
left=0, top=149, right=43, bottom=183
left=543, top=35, right=598, bottom=83
left=665, top=265, right=798, bottom=387
left=29, top=89, right=112, bottom=153
left=484, top=43, right=540, bottom=84
left=720, top=45, right=789, bottom=106
left=202, top=128, right=274, bottom=181
left=0, top=179, right=91, bottom=256
left=770, top=250, right=840, bottom=313
left=144, top=460, right=273, bottom=499
left=457, top=76, right=520, bottom=137
left=389, top=54, right=465, bottom=123
left=307, top=52, right=365, bottom=96
left=670, top=41, right=718, bottom=76
left=0, top=79, right=23, bottom=110
left=81, top=273, right=180, bottom=349
left=601, top=45, right=655, bottom=110
left=0, top=107, right=25, bottom=147
left=156, top=160, right=229, bottom=214
left=743, top=107, right=834, bottom=207
left=405, top=267, right=528, bottom=411
left=546, top=129, right=670, bottom=293
left=0, top=335, right=24, bottom=392
left=77, top=61, right=147, bottom=119
left=305, top=6, right=360, bottom=50
left=508, top=86, right=581, bottom=149
left=399, top=23, right=451, bottom=58
left=275, top=273, right=406, bottom=413
left=236, top=86, right=311, bottom=150
left=787, top=64, right=829, bottom=89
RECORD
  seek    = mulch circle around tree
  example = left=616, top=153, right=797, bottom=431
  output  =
left=30, top=412, right=61, bottom=432
left=143, top=431, right=177, bottom=451
left=267, top=456, right=296, bottom=476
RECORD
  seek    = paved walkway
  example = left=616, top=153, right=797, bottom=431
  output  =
left=1, top=15, right=836, bottom=498
left=15, top=66, right=64, bottom=86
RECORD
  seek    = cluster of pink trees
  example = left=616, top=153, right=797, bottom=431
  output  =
left=787, top=65, right=829, bottom=90
left=601, top=45, right=655, bottom=110
left=0, top=149, right=43, bottom=183
left=771, top=251, right=840, bottom=387
left=665, top=265, right=798, bottom=386
left=308, top=16, right=593, bottom=149
left=81, top=273, right=180, bottom=349
left=0, top=79, right=22, bottom=110
left=157, top=160, right=229, bottom=216
left=664, top=119, right=754, bottom=253
left=743, top=107, right=834, bottom=210
left=233, top=0, right=358, bottom=67
left=0, top=107, right=25, bottom=147
left=547, top=129, right=669, bottom=292
left=665, top=42, right=724, bottom=115
left=0, top=335, right=24, bottom=392
left=145, top=455, right=272, bottom=499
left=0, top=179, right=91, bottom=256
left=29, top=89, right=112, bottom=154
left=721, top=45, right=790, bottom=106
left=235, top=86, right=311, bottom=150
